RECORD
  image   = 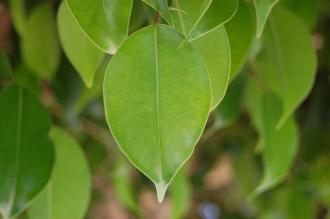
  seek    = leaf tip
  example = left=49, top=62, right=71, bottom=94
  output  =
left=155, top=180, right=168, bottom=203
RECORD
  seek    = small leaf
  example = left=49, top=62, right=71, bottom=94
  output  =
left=0, top=85, right=54, bottom=219
left=57, top=2, right=104, bottom=88
left=255, top=7, right=317, bottom=127
left=20, top=2, right=61, bottom=79
left=193, top=26, right=231, bottom=110
left=172, top=0, right=238, bottom=42
left=104, top=25, right=211, bottom=202
left=65, top=0, right=133, bottom=54
left=141, top=0, right=172, bottom=24
left=252, top=93, right=298, bottom=196
left=28, top=127, right=91, bottom=219
left=225, top=0, right=255, bottom=80
left=254, top=0, right=279, bottom=37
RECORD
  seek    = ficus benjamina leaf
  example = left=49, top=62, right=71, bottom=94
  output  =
left=255, top=6, right=317, bottom=128
left=57, top=2, right=104, bottom=88
left=253, top=0, right=279, bottom=37
left=20, top=2, right=60, bottom=79
left=104, top=24, right=211, bottom=202
left=65, top=0, right=133, bottom=54
left=251, top=92, right=298, bottom=197
left=0, top=85, right=54, bottom=219
left=172, top=0, right=238, bottom=42
left=28, top=127, right=91, bottom=219
left=141, top=0, right=172, bottom=25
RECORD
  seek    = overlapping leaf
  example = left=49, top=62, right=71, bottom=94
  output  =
left=65, top=0, right=133, bottom=54
left=0, top=85, right=54, bottom=219
left=28, top=127, right=91, bottom=219
left=172, top=0, right=238, bottom=42
left=141, top=0, right=172, bottom=24
left=255, top=7, right=317, bottom=127
left=104, top=25, right=211, bottom=202
left=57, top=2, right=104, bottom=88
left=254, top=0, right=279, bottom=37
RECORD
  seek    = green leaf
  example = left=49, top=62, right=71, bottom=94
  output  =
left=0, top=85, right=54, bottom=219
left=170, top=170, right=191, bottom=219
left=193, top=26, right=231, bottom=110
left=9, top=0, right=27, bottom=36
left=20, top=2, right=61, bottom=79
left=0, top=50, right=12, bottom=79
left=57, top=2, right=104, bottom=88
left=172, top=0, right=238, bottom=42
left=226, top=0, right=254, bottom=80
left=255, top=7, right=317, bottom=127
left=103, top=25, right=211, bottom=202
left=141, top=0, right=172, bottom=24
left=28, top=127, right=91, bottom=219
left=254, top=0, right=279, bottom=37
left=13, top=65, right=42, bottom=96
left=65, top=0, right=133, bottom=54
left=252, top=93, right=298, bottom=196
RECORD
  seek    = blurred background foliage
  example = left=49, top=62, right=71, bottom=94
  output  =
left=0, top=0, right=330, bottom=218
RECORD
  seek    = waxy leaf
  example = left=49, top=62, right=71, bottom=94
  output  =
left=172, top=0, right=238, bottom=42
left=57, top=2, right=104, bottom=88
left=141, top=0, right=172, bottom=24
left=252, top=93, right=298, bottom=196
left=226, top=0, right=254, bottom=79
left=65, top=0, right=133, bottom=54
left=104, top=25, right=211, bottom=202
left=256, top=7, right=317, bottom=127
left=20, top=2, right=60, bottom=79
left=0, top=86, right=54, bottom=219
left=28, top=127, right=91, bottom=219
left=193, top=26, right=231, bottom=110
left=254, top=0, right=279, bottom=37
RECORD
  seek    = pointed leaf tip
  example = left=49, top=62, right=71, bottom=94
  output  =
left=155, top=180, right=168, bottom=203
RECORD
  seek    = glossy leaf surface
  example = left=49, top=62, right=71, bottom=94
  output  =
left=28, top=127, right=91, bottom=219
left=20, top=2, right=60, bottom=79
left=256, top=7, right=317, bottom=127
left=193, top=26, right=231, bottom=110
left=172, top=0, right=238, bottom=42
left=226, top=0, right=254, bottom=79
left=57, top=2, right=104, bottom=88
left=104, top=25, right=211, bottom=202
left=65, top=0, right=133, bottom=54
left=0, top=86, right=54, bottom=219
left=254, top=0, right=279, bottom=37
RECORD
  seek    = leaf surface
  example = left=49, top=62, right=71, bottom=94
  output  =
left=0, top=85, right=54, bottom=219
left=20, top=2, right=60, bottom=79
left=193, top=26, right=231, bottom=110
left=57, top=2, right=104, bottom=88
left=255, top=7, right=317, bottom=127
left=172, top=0, right=238, bottom=42
left=141, top=0, right=172, bottom=24
left=65, top=0, right=133, bottom=54
left=28, top=127, right=91, bottom=219
left=104, top=25, right=211, bottom=202
left=254, top=0, right=279, bottom=37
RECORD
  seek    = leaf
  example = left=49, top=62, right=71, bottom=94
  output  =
left=28, top=127, right=91, bottom=219
left=141, top=0, right=172, bottom=24
left=65, top=0, right=133, bottom=54
left=103, top=24, right=211, bottom=202
left=217, top=73, right=246, bottom=128
left=170, top=170, right=191, bottom=219
left=20, top=2, right=61, bottom=79
left=172, top=0, right=238, bottom=42
left=253, top=0, right=279, bottom=37
left=0, top=85, right=54, bottom=219
left=9, top=0, right=27, bottom=36
left=0, top=50, right=12, bottom=79
left=57, top=2, right=104, bottom=88
left=252, top=93, right=298, bottom=196
left=193, top=26, right=231, bottom=110
left=255, top=7, right=317, bottom=127
left=225, top=0, right=255, bottom=80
